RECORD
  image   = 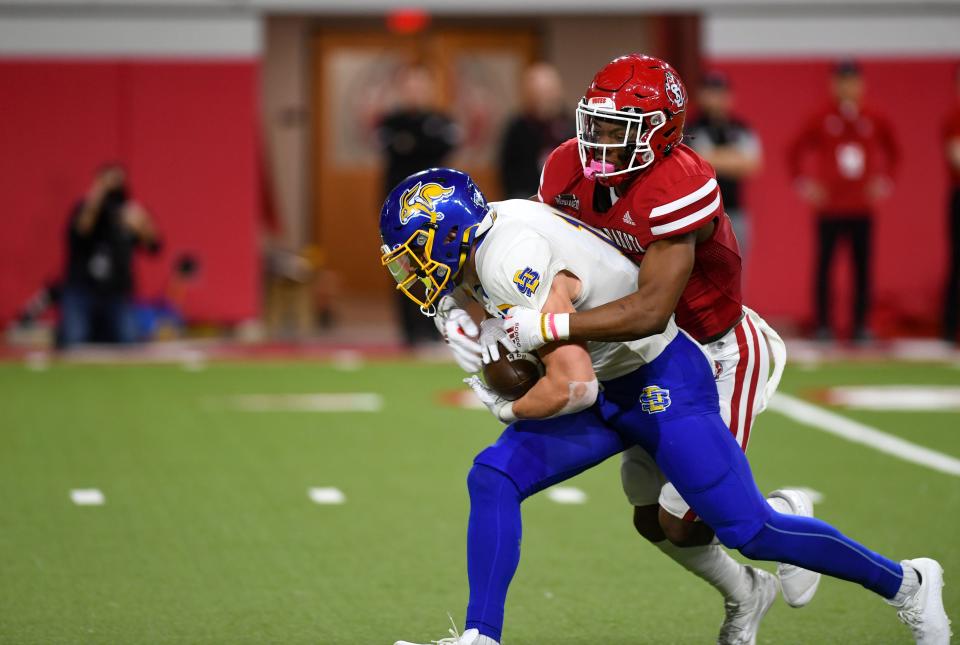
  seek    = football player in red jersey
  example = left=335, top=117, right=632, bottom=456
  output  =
left=473, top=54, right=815, bottom=642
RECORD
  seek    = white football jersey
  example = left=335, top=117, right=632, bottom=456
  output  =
left=472, top=199, right=677, bottom=381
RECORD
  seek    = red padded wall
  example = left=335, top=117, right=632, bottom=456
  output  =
left=704, top=57, right=957, bottom=335
left=0, top=60, right=260, bottom=324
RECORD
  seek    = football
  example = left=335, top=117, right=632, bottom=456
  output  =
left=482, top=350, right=544, bottom=401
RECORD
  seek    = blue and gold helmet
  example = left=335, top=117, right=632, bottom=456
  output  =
left=379, top=168, right=489, bottom=315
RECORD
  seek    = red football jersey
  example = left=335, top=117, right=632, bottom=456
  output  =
left=787, top=102, right=900, bottom=214
left=538, top=138, right=743, bottom=342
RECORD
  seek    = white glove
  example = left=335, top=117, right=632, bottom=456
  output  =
left=434, top=295, right=482, bottom=373
left=463, top=375, right=517, bottom=424
left=481, top=306, right=570, bottom=363
left=478, top=317, right=517, bottom=364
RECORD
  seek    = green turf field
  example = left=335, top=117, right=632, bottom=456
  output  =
left=1, top=358, right=957, bottom=644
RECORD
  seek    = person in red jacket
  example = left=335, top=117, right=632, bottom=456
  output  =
left=942, top=65, right=960, bottom=345
left=787, top=59, right=899, bottom=342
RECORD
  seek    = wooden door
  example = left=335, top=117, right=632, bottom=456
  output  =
left=312, top=28, right=537, bottom=298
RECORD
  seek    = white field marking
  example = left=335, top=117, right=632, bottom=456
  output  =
left=546, top=486, right=587, bottom=504
left=226, top=393, right=382, bottom=413
left=768, top=393, right=960, bottom=477
left=308, top=487, right=345, bottom=505
left=782, top=487, right=825, bottom=504
left=826, top=385, right=960, bottom=411
left=70, top=489, right=105, bottom=506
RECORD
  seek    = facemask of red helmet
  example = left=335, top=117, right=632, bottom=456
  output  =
left=575, top=55, right=687, bottom=187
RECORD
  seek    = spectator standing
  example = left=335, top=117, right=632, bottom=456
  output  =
left=498, top=63, right=574, bottom=199
left=58, top=164, right=159, bottom=348
left=685, top=71, right=762, bottom=261
left=376, top=64, right=460, bottom=347
left=942, top=65, right=960, bottom=345
left=788, top=60, right=899, bottom=342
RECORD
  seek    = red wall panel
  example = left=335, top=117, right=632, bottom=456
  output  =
left=705, top=57, right=957, bottom=335
left=0, top=60, right=260, bottom=325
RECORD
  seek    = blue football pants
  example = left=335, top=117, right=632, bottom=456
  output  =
left=464, top=334, right=903, bottom=642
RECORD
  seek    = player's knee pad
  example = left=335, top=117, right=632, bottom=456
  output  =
left=467, top=464, right=521, bottom=505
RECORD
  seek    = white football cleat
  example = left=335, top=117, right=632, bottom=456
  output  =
left=768, top=488, right=822, bottom=607
left=395, top=626, right=499, bottom=645
left=890, top=558, right=952, bottom=645
left=717, top=566, right=779, bottom=645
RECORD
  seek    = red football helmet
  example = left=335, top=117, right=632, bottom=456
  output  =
left=576, top=54, right=688, bottom=186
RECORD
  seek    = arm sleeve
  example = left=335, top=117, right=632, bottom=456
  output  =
left=479, top=232, right=565, bottom=313
left=644, top=174, right=723, bottom=241
left=537, top=140, right=579, bottom=204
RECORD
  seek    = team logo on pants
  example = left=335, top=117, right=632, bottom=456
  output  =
left=640, top=385, right=671, bottom=413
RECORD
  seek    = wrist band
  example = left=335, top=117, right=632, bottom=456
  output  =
left=539, top=313, right=571, bottom=342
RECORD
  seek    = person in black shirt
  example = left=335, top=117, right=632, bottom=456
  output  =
left=498, top=62, right=574, bottom=199
left=686, top=72, right=762, bottom=262
left=376, top=64, right=460, bottom=347
left=58, top=164, right=159, bottom=348
left=377, top=64, right=461, bottom=197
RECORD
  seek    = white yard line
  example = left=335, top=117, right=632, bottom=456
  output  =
left=768, top=393, right=960, bottom=477
left=825, top=385, right=960, bottom=411
left=70, top=489, right=105, bottom=506
left=308, top=487, right=346, bottom=505
left=224, top=393, right=383, bottom=413
left=546, top=486, right=587, bottom=504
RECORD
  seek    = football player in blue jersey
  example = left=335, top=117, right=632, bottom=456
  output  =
left=381, top=168, right=950, bottom=645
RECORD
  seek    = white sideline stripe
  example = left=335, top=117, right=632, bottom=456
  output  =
left=827, top=385, right=960, bottom=411
left=546, top=486, right=587, bottom=504
left=70, top=489, right=105, bottom=506
left=768, top=394, right=960, bottom=477
left=227, top=393, right=382, bottom=413
left=649, top=178, right=717, bottom=218
left=308, top=487, right=345, bottom=505
left=650, top=193, right=721, bottom=236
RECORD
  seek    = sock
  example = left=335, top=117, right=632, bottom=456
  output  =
left=464, top=465, right=523, bottom=643
left=887, top=563, right=921, bottom=607
left=738, top=510, right=904, bottom=598
left=655, top=539, right=753, bottom=602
